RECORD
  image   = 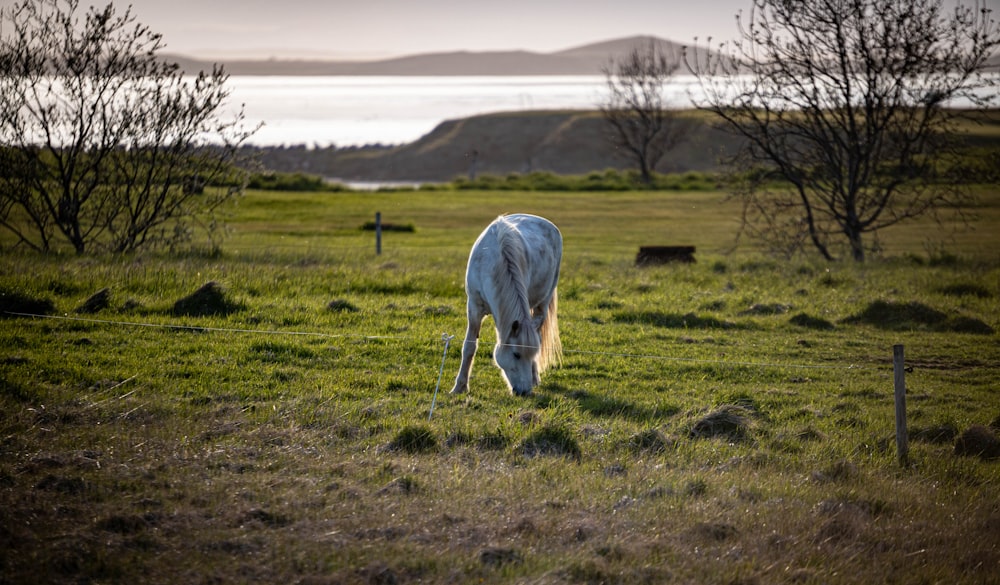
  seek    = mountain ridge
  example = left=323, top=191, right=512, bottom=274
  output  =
left=165, top=35, right=692, bottom=76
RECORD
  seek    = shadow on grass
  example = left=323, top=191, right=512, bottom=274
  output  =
left=843, top=300, right=993, bottom=334
left=0, top=289, right=55, bottom=318
left=612, top=311, right=747, bottom=330
left=545, top=384, right=680, bottom=423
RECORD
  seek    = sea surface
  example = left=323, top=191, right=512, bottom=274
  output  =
left=223, top=74, right=999, bottom=148
left=225, top=75, right=695, bottom=147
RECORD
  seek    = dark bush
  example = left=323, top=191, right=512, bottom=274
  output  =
left=247, top=171, right=344, bottom=192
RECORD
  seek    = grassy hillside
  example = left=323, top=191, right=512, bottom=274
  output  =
left=257, top=110, right=745, bottom=181
left=1, top=188, right=998, bottom=584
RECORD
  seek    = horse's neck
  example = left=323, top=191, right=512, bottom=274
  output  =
left=490, top=228, right=531, bottom=333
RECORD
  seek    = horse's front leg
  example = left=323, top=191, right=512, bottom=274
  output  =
left=451, top=308, right=484, bottom=394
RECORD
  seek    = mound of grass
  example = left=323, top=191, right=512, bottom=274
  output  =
left=939, top=283, right=992, bottom=298
left=627, top=428, right=674, bottom=454
left=689, top=405, right=753, bottom=442
left=0, top=289, right=55, bottom=318
left=789, top=312, right=836, bottom=330
left=946, top=316, right=996, bottom=335
left=519, top=424, right=581, bottom=460
left=910, top=423, right=958, bottom=444
left=327, top=299, right=360, bottom=313
left=954, top=425, right=1000, bottom=460
left=171, top=281, right=244, bottom=317
left=384, top=425, right=438, bottom=454
left=476, top=428, right=510, bottom=451
left=843, top=300, right=994, bottom=334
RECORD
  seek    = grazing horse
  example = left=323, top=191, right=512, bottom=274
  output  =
left=451, top=214, right=563, bottom=396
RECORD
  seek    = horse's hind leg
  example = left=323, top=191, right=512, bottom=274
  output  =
left=451, top=307, right=484, bottom=394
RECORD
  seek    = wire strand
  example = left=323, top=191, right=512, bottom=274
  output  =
left=5, top=310, right=881, bottom=372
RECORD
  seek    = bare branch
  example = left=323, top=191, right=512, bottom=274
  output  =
left=0, top=0, right=255, bottom=254
left=600, top=39, right=691, bottom=185
left=687, top=0, right=1000, bottom=261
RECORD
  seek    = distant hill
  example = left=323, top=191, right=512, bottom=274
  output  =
left=250, top=110, right=738, bottom=182
left=166, top=35, right=999, bottom=76
left=166, top=35, right=695, bottom=76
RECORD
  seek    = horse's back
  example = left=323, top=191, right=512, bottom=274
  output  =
left=498, top=213, right=561, bottom=247
left=466, top=214, right=561, bottom=303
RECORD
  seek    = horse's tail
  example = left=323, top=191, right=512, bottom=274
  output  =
left=538, top=287, right=562, bottom=373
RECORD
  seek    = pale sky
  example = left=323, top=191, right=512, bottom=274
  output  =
left=86, top=0, right=757, bottom=60
left=4, top=0, right=997, bottom=61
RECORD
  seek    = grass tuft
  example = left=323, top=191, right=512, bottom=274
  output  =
left=327, top=298, right=360, bottom=312
left=954, top=425, right=1000, bottom=459
left=689, top=405, right=753, bottom=442
left=627, top=428, right=674, bottom=454
left=384, top=425, right=438, bottom=453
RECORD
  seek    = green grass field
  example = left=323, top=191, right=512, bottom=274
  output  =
left=1, top=187, right=998, bottom=584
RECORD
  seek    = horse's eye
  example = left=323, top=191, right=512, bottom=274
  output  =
left=513, top=352, right=521, bottom=360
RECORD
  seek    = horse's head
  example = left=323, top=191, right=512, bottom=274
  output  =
left=494, top=318, right=540, bottom=396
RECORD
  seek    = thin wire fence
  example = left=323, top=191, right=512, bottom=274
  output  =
left=4, top=310, right=885, bottom=373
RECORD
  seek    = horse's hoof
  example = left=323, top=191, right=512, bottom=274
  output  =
left=449, top=385, right=467, bottom=395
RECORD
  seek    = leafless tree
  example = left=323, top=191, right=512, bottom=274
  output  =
left=686, top=0, right=1000, bottom=261
left=601, top=40, right=689, bottom=185
left=0, top=0, right=256, bottom=255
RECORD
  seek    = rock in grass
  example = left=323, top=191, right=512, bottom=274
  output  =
left=171, top=281, right=243, bottom=317
left=75, top=288, right=111, bottom=314
left=954, top=425, right=1000, bottom=460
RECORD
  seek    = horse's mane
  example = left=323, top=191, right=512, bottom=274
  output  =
left=491, top=217, right=533, bottom=335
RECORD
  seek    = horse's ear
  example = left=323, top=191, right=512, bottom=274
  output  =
left=509, top=320, right=520, bottom=338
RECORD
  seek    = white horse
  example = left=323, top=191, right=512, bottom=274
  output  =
left=451, top=214, right=563, bottom=396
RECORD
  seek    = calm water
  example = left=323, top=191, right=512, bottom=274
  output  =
left=224, top=74, right=998, bottom=147
left=225, top=75, right=696, bottom=147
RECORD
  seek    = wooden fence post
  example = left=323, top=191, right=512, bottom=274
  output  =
left=893, top=344, right=909, bottom=466
left=375, top=211, right=382, bottom=255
